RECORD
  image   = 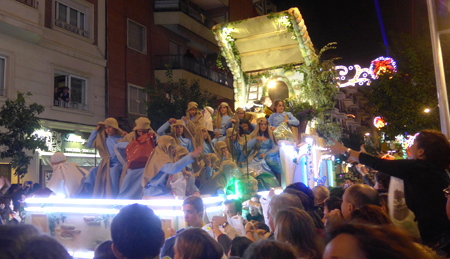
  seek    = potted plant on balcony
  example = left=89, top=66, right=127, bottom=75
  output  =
left=284, top=96, right=317, bottom=134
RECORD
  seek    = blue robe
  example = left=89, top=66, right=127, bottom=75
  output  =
left=247, top=137, right=276, bottom=176
left=268, top=112, right=299, bottom=128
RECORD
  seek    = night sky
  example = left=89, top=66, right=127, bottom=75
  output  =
left=275, top=0, right=426, bottom=67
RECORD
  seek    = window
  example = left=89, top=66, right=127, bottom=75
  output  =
left=128, top=85, right=146, bottom=115
left=54, top=71, right=87, bottom=111
left=127, top=19, right=147, bottom=53
left=16, top=0, right=37, bottom=8
left=55, top=1, right=88, bottom=37
left=0, top=57, right=5, bottom=96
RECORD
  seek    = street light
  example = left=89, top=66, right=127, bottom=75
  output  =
left=424, top=108, right=431, bottom=113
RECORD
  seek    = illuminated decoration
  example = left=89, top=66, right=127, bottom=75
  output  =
left=373, top=116, right=386, bottom=129
left=424, top=108, right=431, bottom=113
left=268, top=80, right=277, bottom=88
left=369, top=56, right=397, bottom=79
left=380, top=154, right=395, bottom=160
left=221, top=27, right=235, bottom=43
left=335, top=65, right=371, bottom=87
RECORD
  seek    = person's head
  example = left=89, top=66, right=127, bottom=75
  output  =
left=341, top=184, right=380, bottom=221
left=94, top=240, right=116, bottom=259
left=410, top=129, right=450, bottom=170
left=133, top=117, right=151, bottom=137
left=111, top=204, right=164, bottom=259
left=323, top=224, right=437, bottom=259
left=239, top=118, right=254, bottom=134
left=242, top=240, right=298, bottom=259
left=350, top=204, right=392, bottom=225
left=260, top=96, right=272, bottom=108
left=182, top=196, right=204, bottom=228
left=174, top=124, right=183, bottom=136
left=62, top=87, right=69, bottom=94
left=224, top=199, right=243, bottom=218
left=275, top=207, right=324, bottom=259
left=219, top=103, right=229, bottom=115
left=99, top=118, right=123, bottom=137
left=374, top=172, right=390, bottom=190
left=273, top=100, right=284, bottom=113
left=0, top=224, right=41, bottom=257
left=285, top=182, right=315, bottom=211
left=312, top=185, right=330, bottom=205
left=323, top=196, right=343, bottom=222
left=174, top=228, right=223, bottom=259
left=187, top=102, right=199, bottom=117
left=343, top=178, right=353, bottom=188
left=259, top=119, right=268, bottom=133
left=235, top=108, right=245, bottom=120
left=18, top=235, right=71, bottom=259
left=229, top=237, right=253, bottom=257
left=267, top=193, right=303, bottom=231
left=329, top=187, right=345, bottom=199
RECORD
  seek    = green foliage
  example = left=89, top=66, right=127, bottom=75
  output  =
left=315, top=120, right=342, bottom=145
left=0, top=92, right=47, bottom=178
left=297, top=43, right=340, bottom=114
left=283, top=96, right=318, bottom=121
left=364, top=33, right=443, bottom=138
left=146, top=69, right=217, bottom=130
left=340, top=130, right=365, bottom=151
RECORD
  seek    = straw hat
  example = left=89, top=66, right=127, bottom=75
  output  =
left=133, top=117, right=151, bottom=131
left=187, top=102, right=198, bottom=111
left=98, top=117, right=123, bottom=135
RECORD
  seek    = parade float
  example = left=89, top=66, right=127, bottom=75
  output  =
left=212, top=8, right=338, bottom=189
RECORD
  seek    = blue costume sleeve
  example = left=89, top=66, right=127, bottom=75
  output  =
left=247, top=138, right=257, bottom=149
left=287, top=112, right=300, bottom=126
left=226, top=120, right=233, bottom=129
left=187, top=139, right=194, bottom=152
left=157, top=121, right=171, bottom=136
left=160, top=155, right=194, bottom=175
left=268, top=114, right=274, bottom=127
left=205, top=167, right=212, bottom=179
left=87, top=129, right=98, bottom=148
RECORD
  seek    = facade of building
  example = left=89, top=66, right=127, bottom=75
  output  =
left=0, top=0, right=106, bottom=184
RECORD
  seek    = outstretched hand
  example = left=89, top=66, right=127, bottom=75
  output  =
left=191, top=146, right=204, bottom=158
left=324, top=139, right=347, bottom=156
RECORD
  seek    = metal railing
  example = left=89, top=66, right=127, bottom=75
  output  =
left=154, top=0, right=216, bottom=29
left=53, top=100, right=89, bottom=111
left=155, top=55, right=233, bottom=88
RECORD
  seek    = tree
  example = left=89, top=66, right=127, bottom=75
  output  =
left=146, top=69, right=217, bottom=130
left=0, top=92, right=47, bottom=179
left=364, top=33, right=448, bottom=138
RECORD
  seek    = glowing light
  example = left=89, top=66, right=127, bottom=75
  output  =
left=424, top=108, right=431, bottom=113
left=268, top=80, right=277, bottom=88
left=69, top=251, right=94, bottom=259
left=373, top=116, right=386, bottom=129
left=369, top=56, right=397, bottom=79
left=327, top=160, right=335, bottom=187
left=304, top=137, right=313, bottom=145
left=365, top=133, right=370, bottom=136
left=335, top=65, right=371, bottom=88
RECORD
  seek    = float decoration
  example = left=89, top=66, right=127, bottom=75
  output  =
left=373, top=116, right=386, bottom=129
left=369, top=56, right=397, bottom=79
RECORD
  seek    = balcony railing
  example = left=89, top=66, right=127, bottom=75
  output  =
left=55, top=20, right=89, bottom=38
left=16, top=0, right=37, bottom=8
left=154, top=0, right=217, bottom=29
left=54, top=100, right=89, bottom=111
left=155, top=55, right=233, bottom=88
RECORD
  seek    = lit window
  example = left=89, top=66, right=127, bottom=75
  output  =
left=54, top=71, right=88, bottom=111
left=128, top=19, right=147, bottom=53
left=128, top=84, right=147, bottom=115
left=55, top=1, right=88, bottom=37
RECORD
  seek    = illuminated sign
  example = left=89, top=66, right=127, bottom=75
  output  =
left=65, top=134, right=86, bottom=145
left=335, top=65, right=371, bottom=88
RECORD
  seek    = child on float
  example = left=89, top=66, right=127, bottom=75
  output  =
left=247, top=118, right=278, bottom=176
left=142, top=136, right=202, bottom=196
left=184, top=102, right=204, bottom=135
left=169, top=146, right=200, bottom=196
left=46, top=152, right=87, bottom=198
left=224, top=128, right=246, bottom=164
left=116, top=118, right=156, bottom=199
left=268, top=99, right=299, bottom=131
left=196, top=153, right=220, bottom=189
left=239, top=118, right=255, bottom=136
left=192, top=125, right=216, bottom=174
left=212, top=102, right=233, bottom=141
left=215, top=141, right=233, bottom=166
left=85, top=118, right=124, bottom=198
left=202, top=106, right=215, bottom=136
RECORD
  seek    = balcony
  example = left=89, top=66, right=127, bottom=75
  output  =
left=155, top=55, right=233, bottom=88
left=53, top=100, right=89, bottom=111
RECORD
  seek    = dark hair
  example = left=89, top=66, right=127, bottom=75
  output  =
left=350, top=204, right=392, bottom=225
left=285, top=182, right=315, bottom=211
left=242, top=240, right=298, bottom=259
left=329, top=187, right=345, bottom=199
left=111, top=204, right=164, bottom=259
left=94, top=240, right=116, bottom=259
left=379, top=193, right=389, bottom=215
left=0, top=224, right=41, bottom=258
left=328, top=224, right=437, bottom=259
left=374, top=172, right=390, bottom=189
left=254, top=222, right=270, bottom=233
left=175, top=228, right=223, bottom=259
left=275, top=207, right=324, bottom=259
left=18, top=235, right=71, bottom=259
left=273, top=99, right=283, bottom=111
left=183, top=195, right=204, bottom=213
left=283, top=188, right=311, bottom=211
left=224, top=199, right=243, bottom=214
left=229, top=237, right=253, bottom=257
left=324, top=196, right=342, bottom=212
left=346, top=184, right=380, bottom=208
left=239, top=118, right=254, bottom=134
left=415, top=129, right=450, bottom=170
